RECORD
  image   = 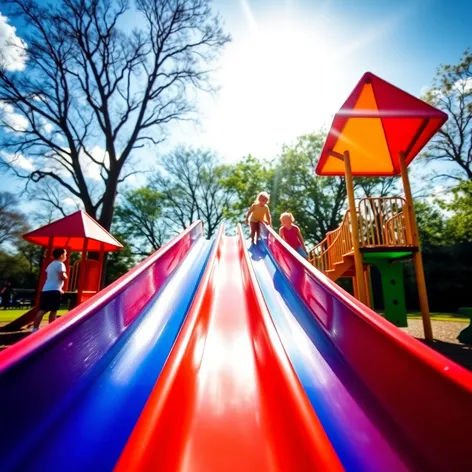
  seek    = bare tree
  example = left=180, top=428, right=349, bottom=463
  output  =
left=0, top=0, right=230, bottom=232
left=152, top=147, right=234, bottom=237
left=356, top=177, right=398, bottom=198
left=423, top=49, right=472, bottom=181
left=0, top=192, right=28, bottom=246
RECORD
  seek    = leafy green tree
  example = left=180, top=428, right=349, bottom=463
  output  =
left=414, top=200, right=448, bottom=250
left=16, top=240, right=43, bottom=277
left=0, top=249, right=33, bottom=286
left=222, top=154, right=274, bottom=223
left=271, top=133, right=347, bottom=243
left=105, top=232, right=136, bottom=286
left=423, top=49, right=472, bottom=180
left=115, top=188, right=168, bottom=256
left=442, top=180, right=472, bottom=242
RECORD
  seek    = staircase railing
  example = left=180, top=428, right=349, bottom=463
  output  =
left=309, top=210, right=352, bottom=272
left=358, top=197, right=410, bottom=247
left=309, top=197, right=413, bottom=273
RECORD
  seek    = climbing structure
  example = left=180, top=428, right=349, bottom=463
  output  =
left=311, top=72, right=448, bottom=339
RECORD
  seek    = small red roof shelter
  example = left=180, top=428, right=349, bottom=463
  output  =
left=24, top=210, right=122, bottom=252
left=1, top=211, right=122, bottom=332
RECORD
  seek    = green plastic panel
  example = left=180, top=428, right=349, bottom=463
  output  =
left=369, top=259, right=408, bottom=327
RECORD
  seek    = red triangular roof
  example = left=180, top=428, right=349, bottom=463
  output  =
left=316, top=72, right=448, bottom=176
left=23, top=210, right=123, bottom=252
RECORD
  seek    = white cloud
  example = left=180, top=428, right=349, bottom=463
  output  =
left=0, top=13, right=27, bottom=71
left=1, top=151, right=34, bottom=172
left=43, top=123, right=53, bottom=133
left=39, top=117, right=53, bottom=134
left=454, top=77, right=472, bottom=93
left=0, top=101, right=28, bottom=132
left=80, top=146, right=110, bottom=181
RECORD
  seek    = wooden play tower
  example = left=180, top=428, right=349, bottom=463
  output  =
left=309, top=72, right=448, bottom=340
left=0, top=210, right=122, bottom=332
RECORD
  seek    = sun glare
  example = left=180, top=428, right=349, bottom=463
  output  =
left=200, top=7, right=345, bottom=161
left=176, top=0, right=403, bottom=163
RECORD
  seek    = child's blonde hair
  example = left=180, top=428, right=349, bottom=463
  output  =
left=254, top=191, right=270, bottom=204
left=280, top=212, right=295, bottom=223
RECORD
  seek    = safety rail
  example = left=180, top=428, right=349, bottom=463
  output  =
left=309, top=197, right=413, bottom=273
left=309, top=210, right=353, bottom=272
left=358, top=197, right=410, bottom=247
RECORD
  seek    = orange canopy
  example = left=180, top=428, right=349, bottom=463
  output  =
left=316, top=72, right=448, bottom=176
left=23, top=210, right=123, bottom=252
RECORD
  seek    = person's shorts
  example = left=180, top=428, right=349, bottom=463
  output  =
left=295, top=246, right=308, bottom=259
left=39, top=290, right=61, bottom=311
left=250, top=221, right=260, bottom=232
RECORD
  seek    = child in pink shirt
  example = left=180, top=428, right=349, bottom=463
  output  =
left=279, top=212, right=308, bottom=259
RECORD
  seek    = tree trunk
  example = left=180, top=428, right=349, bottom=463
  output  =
left=98, top=171, right=120, bottom=288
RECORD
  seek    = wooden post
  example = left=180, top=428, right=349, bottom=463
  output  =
left=343, top=150, right=368, bottom=304
left=63, top=246, right=71, bottom=292
left=35, top=237, right=54, bottom=309
left=364, top=265, right=372, bottom=308
left=399, top=151, right=433, bottom=340
left=352, top=276, right=359, bottom=299
left=77, top=239, right=89, bottom=306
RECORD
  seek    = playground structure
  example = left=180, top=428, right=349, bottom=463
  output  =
left=0, top=211, right=122, bottom=332
left=309, top=72, right=448, bottom=339
left=1, top=73, right=471, bottom=472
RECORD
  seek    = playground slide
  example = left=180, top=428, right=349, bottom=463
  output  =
left=114, top=226, right=342, bottom=471
left=0, top=222, right=213, bottom=472
left=1, top=222, right=472, bottom=471
left=255, top=224, right=472, bottom=472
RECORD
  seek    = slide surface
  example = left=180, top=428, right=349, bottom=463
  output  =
left=0, top=222, right=471, bottom=471
left=115, top=227, right=342, bottom=471
left=256, top=224, right=472, bottom=471
left=0, top=222, right=212, bottom=471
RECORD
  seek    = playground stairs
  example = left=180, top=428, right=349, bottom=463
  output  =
left=309, top=197, right=417, bottom=281
left=324, top=253, right=354, bottom=281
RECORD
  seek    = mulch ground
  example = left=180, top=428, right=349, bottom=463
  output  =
left=405, top=319, right=472, bottom=371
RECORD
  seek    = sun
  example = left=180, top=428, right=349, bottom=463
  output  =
left=200, top=7, right=347, bottom=161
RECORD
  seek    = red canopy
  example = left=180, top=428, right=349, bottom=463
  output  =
left=316, top=72, right=448, bottom=176
left=23, top=210, right=123, bottom=252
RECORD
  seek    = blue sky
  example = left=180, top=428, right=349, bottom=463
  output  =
left=173, top=0, right=472, bottom=162
left=1, top=0, right=471, bottom=198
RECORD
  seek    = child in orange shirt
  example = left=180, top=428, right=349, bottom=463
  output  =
left=245, top=192, right=272, bottom=244
left=279, top=212, right=308, bottom=258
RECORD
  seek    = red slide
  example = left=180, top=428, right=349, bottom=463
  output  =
left=114, top=226, right=343, bottom=472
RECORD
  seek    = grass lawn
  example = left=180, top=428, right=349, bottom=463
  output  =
left=407, top=313, right=470, bottom=323
left=0, top=308, right=68, bottom=323
left=1, top=309, right=469, bottom=324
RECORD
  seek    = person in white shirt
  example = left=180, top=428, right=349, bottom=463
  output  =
left=32, top=248, right=68, bottom=332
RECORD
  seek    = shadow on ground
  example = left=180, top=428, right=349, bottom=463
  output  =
left=0, top=330, right=30, bottom=352
left=417, top=339, right=472, bottom=371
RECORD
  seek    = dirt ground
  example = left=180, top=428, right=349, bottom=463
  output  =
left=405, top=319, right=472, bottom=371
